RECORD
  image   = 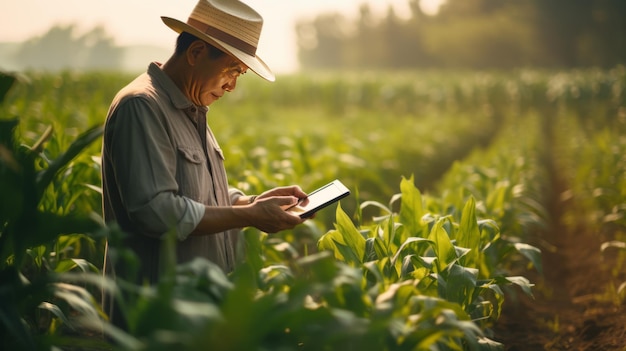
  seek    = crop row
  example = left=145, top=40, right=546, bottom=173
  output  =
left=1, top=68, right=624, bottom=350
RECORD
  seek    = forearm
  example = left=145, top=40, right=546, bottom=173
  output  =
left=191, top=195, right=305, bottom=235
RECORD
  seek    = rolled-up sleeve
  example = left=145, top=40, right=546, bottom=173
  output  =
left=177, top=198, right=205, bottom=240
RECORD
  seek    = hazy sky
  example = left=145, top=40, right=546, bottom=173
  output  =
left=0, top=0, right=442, bottom=73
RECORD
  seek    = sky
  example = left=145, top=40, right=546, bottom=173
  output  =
left=0, top=0, right=442, bottom=73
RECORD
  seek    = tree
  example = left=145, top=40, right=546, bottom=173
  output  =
left=532, top=0, right=626, bottom=68
left=296, top=0, right=626, bottom=70
left=82, top=26, right=124, bottom=70
left=296, top=13, right=351, bottom=69
left=14, top=24, right=123, bottom=71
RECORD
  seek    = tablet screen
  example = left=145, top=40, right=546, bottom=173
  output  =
left=288, top=180, right=350, bottom=218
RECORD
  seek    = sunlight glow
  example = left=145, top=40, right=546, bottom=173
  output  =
left=0, top=0, right=443, bottom=73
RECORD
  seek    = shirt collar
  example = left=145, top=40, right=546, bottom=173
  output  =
left=147, top=62, right=209, bottom=115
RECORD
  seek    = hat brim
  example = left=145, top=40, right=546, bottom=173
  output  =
left=161, top=16, right=275, bottom=82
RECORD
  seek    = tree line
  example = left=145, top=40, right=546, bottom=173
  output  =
left=296, top=0, right=626, bottom=70
left=10, top=24, right=123, bottom=71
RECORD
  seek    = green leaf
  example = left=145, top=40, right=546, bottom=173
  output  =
left=175, top=258, right=234, bottom=303
left=364, top=237, right=377, bottom=262
left=318, top=229, right=343, bottom=260
left=363, top=260, right=385, bottom=287
left=259, top=264, right=294, bottom=289
left=373, top=235, right=389, bottom=260
left=457, top=196, right=481, bottom=268
left=53, top=282, right=101, bottom=319
left=39, top=302, right=73, bottom=328
left=374, top=281, right=417, bottom=316
left=7, top=212, right=101, bottom=268
left=0, top=268, right=45, bottom=351
left=295, top=250, right=338, bottom=283
left=391, top=236, right=433, bottom=266
left=360, top=200, right=391, bottom=215
left=492, top=275, right=535, bottom=298
left=319, top=203, right=365, bottom=264
left=36, top=123, right=103, bottom=197
left=399, top=175, right=424, bottom=235
left=78, top=316, right=144, bottom=350
left=513, top=243, right=543, bottom=275
left=477, top=282, right=505, bottom=320
left=333, top=239, right=363, bottom=265
left=428, top=217, right=457, bottom=272
left=54, top=258, right=98, bottom=273
left=0, top=118, right=19, bottom=146
left=400, top=255, right=433, bottom=279
left=486, top=180, right=511, bottom=214
left=478, top=219, right=501, bottom=251
left=0, top=71, right=16, bottom=103
left=242, top=227, right=264, bottom=274
left=444, top=264, right=478, bottom=308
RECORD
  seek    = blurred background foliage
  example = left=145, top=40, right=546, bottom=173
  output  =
left=1, top=0, right=625, bottom=72
left=297, top=0, right=626, bottom=70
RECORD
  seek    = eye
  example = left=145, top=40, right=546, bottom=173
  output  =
left=224, top=69, right=236, bottom=79
left=224, top=66, right=247, bottom=79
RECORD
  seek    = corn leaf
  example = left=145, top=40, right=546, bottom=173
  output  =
left=399, top=176, right=424, bottom=236
left=36, top=124, right=103, bottom=198
left=428, top=218, right=457, bottom=273
left=444, top=264, right=478, bottom=308
left=321, top=203, right=365, bottom=264
left=0, top=71, right=16, bottom=102
left=457, top=197, right=481, bottom=268
left=513, top=243, right=542, bottom=275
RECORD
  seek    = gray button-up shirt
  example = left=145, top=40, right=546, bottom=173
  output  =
left=102, top=62, right=243, bottom=283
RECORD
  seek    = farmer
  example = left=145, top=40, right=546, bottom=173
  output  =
left=101, top=0, right=307, bottom=329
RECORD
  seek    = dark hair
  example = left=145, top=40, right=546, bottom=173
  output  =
left=175, top=31, right=227, bottom=59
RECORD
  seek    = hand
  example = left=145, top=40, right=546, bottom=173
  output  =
left=261, top=185, right=316, bottom=219
left=250, top=195, right=306, bottom=233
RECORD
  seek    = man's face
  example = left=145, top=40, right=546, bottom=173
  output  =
left=190, top=44, right=248, bottom=106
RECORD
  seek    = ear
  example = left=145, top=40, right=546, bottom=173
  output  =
left=186, top=40, right=206, bottom=66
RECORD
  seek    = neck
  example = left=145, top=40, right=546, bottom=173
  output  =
left=161, top=55, right=195, bottom=104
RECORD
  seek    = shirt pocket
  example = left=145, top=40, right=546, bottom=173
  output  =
left=176, top=146, right=211, bottom=203
left=178, top=147, right=204, bottom=164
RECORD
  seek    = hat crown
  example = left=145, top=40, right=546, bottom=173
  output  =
left=188, top=0, right=262, bottom=55
left=161, top=0, right=275, bottom=81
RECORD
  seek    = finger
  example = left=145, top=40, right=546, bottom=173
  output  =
left=298, top=197, right=310, bottom=206
left=274, top=196, right=299, bottom=209
left=291, top=185, right=308, bottom=198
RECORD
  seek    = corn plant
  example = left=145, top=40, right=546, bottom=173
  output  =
left=3, top=67, right=624, bottom=350
left=0, top=71, right=110, bottom=351
left=100, top=224, right=500, bottom=351
left=553, top=97, right=626, bottom=304
left=317, top=176, right=536, bottom=349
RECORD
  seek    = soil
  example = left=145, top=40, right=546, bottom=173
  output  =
left=491, top=122, right=626, bottom=350
left=492, top=217, right=626, bottom=350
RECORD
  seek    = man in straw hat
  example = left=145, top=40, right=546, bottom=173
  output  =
left=101, top=0, right=308, bottom=329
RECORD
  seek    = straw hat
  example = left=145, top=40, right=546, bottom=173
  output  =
left=161, top=0, right=275, bottom=82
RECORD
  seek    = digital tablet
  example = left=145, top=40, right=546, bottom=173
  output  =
left=287, top=180, right=350, bottom=218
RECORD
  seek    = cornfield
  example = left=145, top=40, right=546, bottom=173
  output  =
left=1, top=66, right=625, bottom=350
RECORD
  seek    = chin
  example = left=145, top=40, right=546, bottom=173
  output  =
left=204, top=96, right=219, bottom=106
